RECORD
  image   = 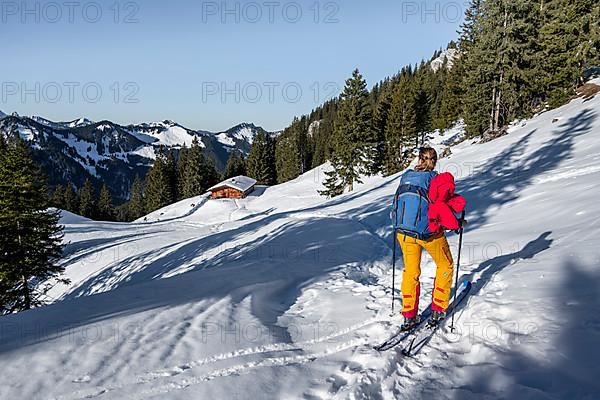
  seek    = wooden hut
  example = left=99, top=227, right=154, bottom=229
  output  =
left=208, top=176, right=257, bottom=199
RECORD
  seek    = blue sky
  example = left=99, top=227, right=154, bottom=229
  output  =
left=1, top=1, right=464, bottom=132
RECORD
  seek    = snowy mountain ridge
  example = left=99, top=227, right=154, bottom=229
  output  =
left=430, top=48, right=460, bottom=72
left=0, top=114, right=274, bottom=201
left=1, top=89, right=599, bottom=399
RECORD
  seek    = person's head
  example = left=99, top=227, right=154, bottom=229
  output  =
left=415, top=147, right=437, bottom=171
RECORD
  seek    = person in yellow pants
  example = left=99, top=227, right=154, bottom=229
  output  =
left=398, top=232, right=454, bottom=323
left=392, top=147, right=466, bottom=331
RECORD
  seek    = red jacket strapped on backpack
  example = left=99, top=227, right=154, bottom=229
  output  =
left=428, top=172, right=466, bottom=233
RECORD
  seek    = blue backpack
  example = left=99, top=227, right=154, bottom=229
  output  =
left=391, top=170, right=437, bottom=240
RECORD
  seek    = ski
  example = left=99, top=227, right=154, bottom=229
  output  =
left=401, top=280, right=472, bottom=357
left=375, top=280, right=471, bottom=352
left=373, top=306, right=432, bottom=351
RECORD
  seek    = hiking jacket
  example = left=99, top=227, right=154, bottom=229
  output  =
left=427, top=172, right=466, bottom=232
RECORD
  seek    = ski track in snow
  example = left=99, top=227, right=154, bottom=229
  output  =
left=50, top=317, right=378, bottom=400
left=47, top=247, right=450, bottom=400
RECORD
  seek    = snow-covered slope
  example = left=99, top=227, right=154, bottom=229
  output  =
left=2, top=93, right=600, bottom=399
left=135, top=193, right=211, bottom=223
left=127, top=120, right=204, bottom=150
left=214, top=123, right=274, bottom=154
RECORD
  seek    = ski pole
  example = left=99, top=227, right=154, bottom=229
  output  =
left=450, top=211, right=466, bottom=332
left=391, top=228, right=397, bottom=314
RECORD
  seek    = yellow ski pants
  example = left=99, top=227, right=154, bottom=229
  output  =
left=397, top=232, right=454, bottom=318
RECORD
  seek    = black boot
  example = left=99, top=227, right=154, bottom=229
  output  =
left=400, top=316, right=420, bottom=331
left=426, top=311, right=446, bottom=329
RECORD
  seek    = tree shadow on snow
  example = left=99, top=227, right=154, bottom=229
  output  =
left=457, top=108, right=596, bottom=231
left=462, top=231, right=554, bottom=301
left=446, top=258, right=600, bottom=399
left=0, top=214, right=379, bottom=353
left=401, top=232, right=600, bottom=398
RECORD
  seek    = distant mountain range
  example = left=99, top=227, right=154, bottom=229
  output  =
left=0, top=111, right=276, bottom=202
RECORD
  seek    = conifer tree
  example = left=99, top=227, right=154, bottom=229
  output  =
left=176, top=145, right=189, bottom=200
left=0, top=138, right=65, bottom=313
left=97, top=184, right=114, bottom=221
left=275, top=135, right=300, bottom=183
left=63, top=185, right=79, bottom=214
left=165, top=149, right=178, bottom=201
left=51, top=185, right=65, bottom=208
left=310, top=100, right=338, bottom=168
left=462, top=0, right=540, bottom=138
left=458, top=0, right=490, bottom=137
left=428, top=56, right=448, bottom=131
left=320, top=159, right=346, bottom=196
left=436, top=58, right=464, bottom=130
left=311, top=118, right=332, bottom=169
left=299, top=116, right=312, bottom=173
left=237, top=154, right=247, bottom=177
left=320, top=69, right=374, bottom=196
left=458, top=0, right=483, bottom=53
left=414, top=65, right=433, bottom=147
left=79, top=179, right=96, bottom=218
left=590, top=3, right=600, bottom=65
left=224, top=152, right=247, bottom=179
left=144, top=149, right=175, bottom=213
left=384, top=70, right=417, bottom=175
left=205, top=156, right=221, bottom=189
left=114, top=204, right=130, bottom=222
left=539, top=0, right=597, bottom=106
left=180, top=137, right=208, bottom=199
left=0, top=134, right=6, bottom=155
left=128, top=175, right=145, bottom=220
left=371, top=90, right=391, bottom=174
left=247, top=131, right=276, bottom=185
left=224, top=153, right=237, bottom=179
left=275, top=118, right=304, bottom=183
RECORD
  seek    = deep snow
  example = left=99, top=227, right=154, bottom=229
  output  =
left=1, top=90, right=600, bottom=399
